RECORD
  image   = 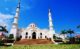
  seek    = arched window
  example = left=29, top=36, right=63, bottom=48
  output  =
left=32, top=32, right=36, bottom=39
left=45, top=36, right=47, bottom=38
left=40, top=33, right=42, bottom=35
left=20, top=35, right=22, bottom=38
left=40, top=33, right=42, bottom=39
left=26, top=32, right=28, bottom=35
left=25, top=32, right=28, bottom=38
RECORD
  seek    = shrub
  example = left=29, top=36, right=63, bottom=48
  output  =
left=0, top=40, right=4, bottom=46
left=8, top=34, right=14, bottom=39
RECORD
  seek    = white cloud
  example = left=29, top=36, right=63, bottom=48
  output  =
left=0, top=13, right=14, bottom=19
left=0, top=12, right=14, bottom=30
left=76, top=32, right=80, bottom=34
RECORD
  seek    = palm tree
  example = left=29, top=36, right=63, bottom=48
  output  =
left=60, top=30, right=68, bottom=43
left=0, top=26, right=8, bottom=40
left=0, top=26, right=8, bottom=33
left=67, top=29, right=74, bottom=38
left=77, top=25, right=80, bottom=28
left=61, top=30, right=67, bottom=39
left=67, top=29, right=75, bottom=43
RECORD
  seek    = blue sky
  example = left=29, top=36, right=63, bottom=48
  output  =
left=0, top=0, right=80, bottom=34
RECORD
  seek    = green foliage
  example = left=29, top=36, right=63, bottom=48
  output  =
left=0, top=44, right=80, bottom=49
left=67, top=29, right=74, bottom=34
left=61, top=30, right=67, bottom=34
left=60, top=30, right=67, bottom=40
left=53, top=34, right=62, bottom=40
left=77, top=25, right=80, bottom=28
left=53, top=34, right=57, bottom=39
left=75, top=38, right=80, bottom=44
left=0, top=26, right=8, bottom=33
left=0, top=40, right=3, bottom=46
left=67, top=29, right=74, bottom=38
left=8, top=34, right=14, bottom=39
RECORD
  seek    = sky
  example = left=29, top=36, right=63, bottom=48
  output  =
left=0, top=0, right=80, bottom=34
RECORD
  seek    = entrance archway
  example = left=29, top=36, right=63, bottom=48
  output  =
left=32, top=32, right=36, bottom=39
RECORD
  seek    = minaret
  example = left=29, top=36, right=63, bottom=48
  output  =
left=48, top=9, right=55, bottom=34
left=48, top=9, right=56, bottom=43
left=9, top=0, right=20, bottom=39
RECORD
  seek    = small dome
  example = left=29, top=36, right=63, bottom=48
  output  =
left=29, top=23, right=36, bottom=28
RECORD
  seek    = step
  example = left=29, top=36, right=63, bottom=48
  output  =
left=15, top=39, right=53, bottom=45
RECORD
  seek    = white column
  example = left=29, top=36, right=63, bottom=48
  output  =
left=48, top=9, right=55, bottom=36
left=9, top=0, right=20, bottom=39
left=48, top=9, right=56, bottom=43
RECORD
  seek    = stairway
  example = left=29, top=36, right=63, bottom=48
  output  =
left=15, top=39, right=53, bottom=45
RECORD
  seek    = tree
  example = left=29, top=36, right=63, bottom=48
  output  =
left=61, top=30, right=67, bottom=39
left=76, top=25, right=80, bottom=39
left=67, top=29, right=75, bottom=44
left=67, top=29, right=74, bottom=38
left=77, top=25, right=80, bottom=28
left=53, top=34, right=57, bottom=39
left=8, top=34, right=14, bottom=39
left=60, top=30, right=68, bottom=43
left=0, top=26, right=8, bottom=33
left=0, top=26, right=8, bottom=39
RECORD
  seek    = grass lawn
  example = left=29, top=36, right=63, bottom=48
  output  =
left=0, top=44, right=80, bottom=49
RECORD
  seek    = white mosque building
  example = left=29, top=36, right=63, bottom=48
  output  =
left=9, top=0, right=65, bottom=41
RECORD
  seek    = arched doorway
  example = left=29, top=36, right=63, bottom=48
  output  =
left=32, top=32, right=36, bottom=39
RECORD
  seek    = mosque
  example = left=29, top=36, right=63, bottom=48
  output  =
left=9, top=0, right=65, bottom=43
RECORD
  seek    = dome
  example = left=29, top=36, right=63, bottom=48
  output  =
left=29, top=23, right=36, bottom=28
